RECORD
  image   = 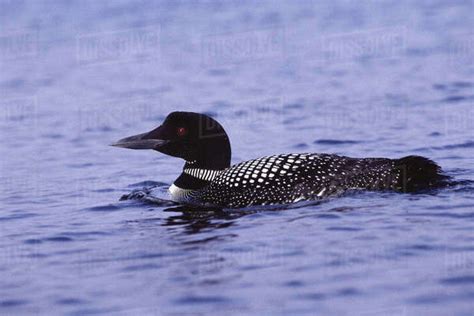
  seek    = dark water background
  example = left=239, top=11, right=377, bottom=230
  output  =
left=1, top=1, right=473, bottom=315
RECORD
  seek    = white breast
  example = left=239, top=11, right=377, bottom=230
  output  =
left=168, top=184, right=195, bottom=203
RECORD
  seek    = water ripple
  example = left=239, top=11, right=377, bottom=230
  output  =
left=314, top=139, right=362, bottom=145
left=84, top=204, right=122, bottom=212
left=0, top=299, right=28, bottom=307
left=0, top=212, right=38, bottom=221
left=440, top=275, right=474, bottom=285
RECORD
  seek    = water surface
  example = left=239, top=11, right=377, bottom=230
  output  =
left=1, top=1, right=473, bottom=315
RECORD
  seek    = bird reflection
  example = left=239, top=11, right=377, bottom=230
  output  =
left=161, top=205, right=252, bottom=234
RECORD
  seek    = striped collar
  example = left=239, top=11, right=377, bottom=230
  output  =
left=183, top=168, right=223, bottom=181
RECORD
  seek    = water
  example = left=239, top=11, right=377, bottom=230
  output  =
left=1, top=1, right=473, bottom=315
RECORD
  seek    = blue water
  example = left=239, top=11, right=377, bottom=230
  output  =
left=1, top=1, right=474, bottom=315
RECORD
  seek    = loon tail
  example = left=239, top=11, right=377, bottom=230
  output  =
left=394, top=155, right=450, bottom=192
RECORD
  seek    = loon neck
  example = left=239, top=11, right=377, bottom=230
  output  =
left=183, top=167, right=224, bottom=181
left=173, top=169, right=223, bottom=191
left=173, top=161, right=226, bottom=191
left=173, top=132, right=231, bottom=191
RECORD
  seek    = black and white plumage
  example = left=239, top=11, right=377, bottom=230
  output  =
left=195, top=154, right=397, bottom=207
left=112, top=112, right=448, bottom=208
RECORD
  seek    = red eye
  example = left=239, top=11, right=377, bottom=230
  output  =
left=177, top=127, right=187, bottom=136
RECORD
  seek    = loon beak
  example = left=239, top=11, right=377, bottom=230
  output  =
left=110, top=132, right=169, bottom=150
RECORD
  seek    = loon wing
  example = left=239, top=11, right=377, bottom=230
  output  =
left=198, top=153, right=359, bottom=207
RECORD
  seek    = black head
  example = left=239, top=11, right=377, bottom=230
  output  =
left=112, top=112, right=231, bottom=170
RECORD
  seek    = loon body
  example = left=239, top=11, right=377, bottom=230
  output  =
left=112, top=112, right=448, bottom=208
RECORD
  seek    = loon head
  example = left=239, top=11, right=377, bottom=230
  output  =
left=112, top=111, right=231, bottom=170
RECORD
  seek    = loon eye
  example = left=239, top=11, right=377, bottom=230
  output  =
left=177, top=127, right=187, bottom=136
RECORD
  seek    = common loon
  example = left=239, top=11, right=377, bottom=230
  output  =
left=112, top=111, right=448, bottom=208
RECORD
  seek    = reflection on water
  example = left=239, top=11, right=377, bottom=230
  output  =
left=161, top=206, right=245, bottom=235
